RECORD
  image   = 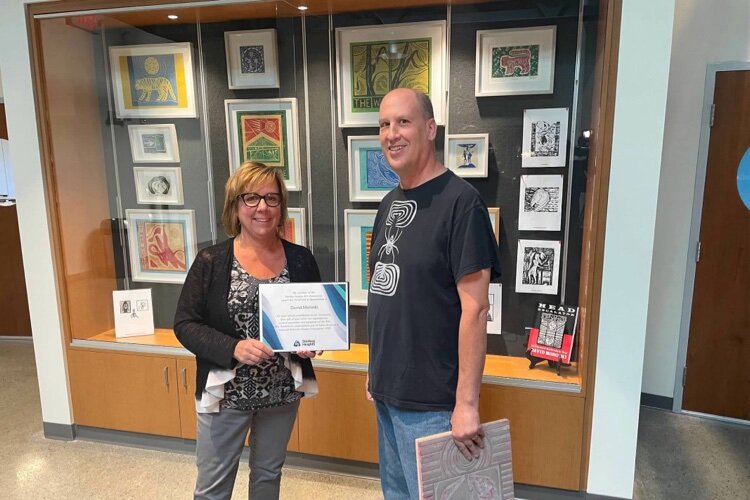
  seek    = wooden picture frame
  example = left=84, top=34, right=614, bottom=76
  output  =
left=133, top=167, right=184, bottom=205
left=445, top=133, right=490, bottom=178
left=475, top=26, right=556, bottom=97
left=344, top=209, right=377, bottom=306
left=125, top=209, right=197, bottom=284
left=128, top=124, right=180, bottom=163
left=348, top=135, right=398, bottom=202
left=225, top=98, right=302, bottom=191
left=336, top=21, right=447, bottom=127
left=224, top=29, right=279, bottom=89
left=109, top=43, right=197, bottom=119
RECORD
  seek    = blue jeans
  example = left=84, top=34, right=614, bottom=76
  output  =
left=375, top=400, right=452, bottom=500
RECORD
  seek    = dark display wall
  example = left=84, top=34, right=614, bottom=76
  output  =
left=97, top=0, right=594, bottom=356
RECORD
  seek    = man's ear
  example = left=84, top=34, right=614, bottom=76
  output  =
left=426, top=118, right=438, bottom=141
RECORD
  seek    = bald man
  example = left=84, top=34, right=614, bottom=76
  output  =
left=366, top=88, right=502, bottom=499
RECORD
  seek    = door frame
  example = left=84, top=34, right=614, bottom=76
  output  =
left=673, top=61, right=750, bottom=418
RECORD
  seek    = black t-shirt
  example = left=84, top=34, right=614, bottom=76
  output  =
left=367, top=170, right=501, bottom=411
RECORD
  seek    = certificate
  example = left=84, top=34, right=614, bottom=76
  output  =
left=259, top=282, right=349, bottom=352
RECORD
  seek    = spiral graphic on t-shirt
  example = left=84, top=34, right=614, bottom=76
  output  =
left=370, top=262, right=399, bottom=296
left=386, top=200, right=417, bottom=228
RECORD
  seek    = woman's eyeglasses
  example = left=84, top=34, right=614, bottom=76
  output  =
left=238, top=192, right=282, bottom=208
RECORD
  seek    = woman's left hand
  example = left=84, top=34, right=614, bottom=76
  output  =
left=296, top=350, right=322, bottom=358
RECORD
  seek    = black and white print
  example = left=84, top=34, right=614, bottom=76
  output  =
left=538, top=311, right=567, bottom=348
left=515, top=239, right=561, bottom=294
left=530, top=121, right=560, bottom=157
left=518, top=174, right=563, bottom=231
left=133, top=167, right=184, bottom=205
left=240, top=45, right=265, bottom=74
left=522, top=107, right=569, bottom=167
left=225, top=29, right=280, bottom=89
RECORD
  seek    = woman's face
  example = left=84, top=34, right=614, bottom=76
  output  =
left=236, top=179, right=282, bottom=242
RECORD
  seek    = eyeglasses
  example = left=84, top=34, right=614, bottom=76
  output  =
left=238, top=192, right=282, bottom=208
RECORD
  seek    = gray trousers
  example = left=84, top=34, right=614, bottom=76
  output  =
left=194, top=399, right=300, bottom=500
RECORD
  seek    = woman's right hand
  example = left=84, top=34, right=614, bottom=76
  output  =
left=233, top=339, right=274, bottom=365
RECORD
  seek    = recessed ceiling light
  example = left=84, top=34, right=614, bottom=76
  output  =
left=297, top=5, right=308, bottom=11
left=167, top=14, right=179, bottom=20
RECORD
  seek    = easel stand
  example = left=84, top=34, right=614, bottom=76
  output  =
left=525, top=351, right=568, bottom=376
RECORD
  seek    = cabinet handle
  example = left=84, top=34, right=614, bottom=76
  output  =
left=181, top=368, right=187, bottom=389
left=163, top=366, right=169, bottom=388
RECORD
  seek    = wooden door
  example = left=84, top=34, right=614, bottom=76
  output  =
left=176, top=357, right=197, bottom=439
left=68, top=349, right=182, bottom=436
left=683, top=70, right=750, bottom=421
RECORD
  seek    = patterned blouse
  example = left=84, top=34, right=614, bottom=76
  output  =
left=221, top=258, right=302, bottom=411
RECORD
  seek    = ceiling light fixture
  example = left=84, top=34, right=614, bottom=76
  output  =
left=167, top=14, right=179, bottom=20
left=297, top=5, right=308, bottom=11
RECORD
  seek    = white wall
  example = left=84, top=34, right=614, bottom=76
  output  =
left=587, top=0, right=675, bottom=497
left=0, top=67, right=4, bottom=100
left=0, top=0, right=73, bottom=426
left=642, top=0, right=750, bottom=398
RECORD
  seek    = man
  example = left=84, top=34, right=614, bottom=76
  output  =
left=367, top=88, right=502, bottom=499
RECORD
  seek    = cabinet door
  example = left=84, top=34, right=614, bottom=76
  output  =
left=176, top=357, right=197, bottom=439
left=68, top=349, right=181, bottom=437
left=297, top=369, right=378, bottom=463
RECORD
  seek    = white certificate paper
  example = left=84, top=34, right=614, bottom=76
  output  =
left=259, top=282, right=350, bottom=352
left=113, top=288, right=154, bottom=338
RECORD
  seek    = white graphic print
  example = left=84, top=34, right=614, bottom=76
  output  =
left=370, top=200, right=417, bottom=297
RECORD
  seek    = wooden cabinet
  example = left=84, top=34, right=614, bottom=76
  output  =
left=176, top=357, right=197, bottom=439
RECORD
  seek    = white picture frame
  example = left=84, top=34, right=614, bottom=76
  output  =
left=336, top=21, right=447, bottom=127
left=109, top=43, right=197, bottom=119
left=475, top=26, right=556, bottom=97
left=518, top=174, right=563, bottom=231
left=445, top=133, right=490, bottom=178
left=487, top=283, right=502, bottom=335
left=344, top=209, right=377, bottom=306
left=126, top=209, right=197, bottom=284
left=522, top=107, right=569, bottom=168
left=128, top=124, right=180, bottom=163
left=348, top=135, right=398, bottom=202
left=284, top=208, right=307, bottom=246
left=488, top=207, right=501, bottom=244
left=133, top=167, right=184, bottom=205
left=224, top=29, right=280, bottom=89
left=225, top=98, right=302, bottom=191
left=515, top=239, right=561, bottom=295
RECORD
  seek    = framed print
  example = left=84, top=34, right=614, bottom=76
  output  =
left=113, top=288, right=154, bottom=338
left=344, top=209, right=377, bottom=306
left=515, top=239, right=561, bottom=295
left=128, top=124, right=180, bottom=163
left=522, top=107, right=569, bottom=168
left=336, top=21, right=447, bottom=127
left=109, top=43, right=197, bottom=119
left=518, top=174, right=563, bottom=231
left=487, top=207, right=501, bottom=244
left=284, top=208, right=307, bottom=246
left=487, top=283, right=502, bottom=335
left=225, top=98, right=302, bottom=191
left=348, top=135, right=398, bottom=201
left=125, top=209, right=197, bottom=284
left=475, top=26, right=556, bottom=97
left=224, top=29, right=279, bottom=89
left=445, top=133, right=489, bottom=178
left=133, top=167, right=184, bottom=205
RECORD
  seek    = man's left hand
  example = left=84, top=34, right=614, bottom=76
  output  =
left=451, top=404, right=484, bottom=460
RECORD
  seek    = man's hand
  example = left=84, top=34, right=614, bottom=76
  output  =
left=233, top=339, right=273, bottom=365
left=365, top=373, right=373, bottom=401
left=451, top=403, right=484, bottom=460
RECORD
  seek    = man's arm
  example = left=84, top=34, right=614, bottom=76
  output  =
left=452, top=267, right=491, bottom=460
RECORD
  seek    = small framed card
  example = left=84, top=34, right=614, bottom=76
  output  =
left=259, top=282, right=350, bottom=352
left=522, top=108, right=569, bottom=168
left=487, top=283, right=502, bottom=335
left=518, top=174, right=563, bottom=231
left=348, top=135, right=399, bottom=202
left=445, top=133, right=489, bottom=178
left=284, top=208, right=307, bottom=246
left=224, top=29, right=280, bottom=89
left=113, top=288, right=154, bottom=338
left=515, top=239, right=561, bottom=295
left=133, top=167, right=184, bottom=205
left=128, top=124, right=180, bottom=163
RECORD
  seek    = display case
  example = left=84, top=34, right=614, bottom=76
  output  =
left=28, top=0, right=616, bottom=491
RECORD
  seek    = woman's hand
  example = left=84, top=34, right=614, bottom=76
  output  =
left=233, top=339, right=273, bottom=365
left=296, top=350, right=322, bottom=359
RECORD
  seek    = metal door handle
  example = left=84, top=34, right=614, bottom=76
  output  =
left=181, top=368, right=187, bottom=389
left=163, top=366, right=169, bottom=388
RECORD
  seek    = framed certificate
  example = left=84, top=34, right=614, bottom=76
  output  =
left=259, top=282, right=350, bottom=352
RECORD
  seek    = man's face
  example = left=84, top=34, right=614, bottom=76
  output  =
left=378, top=89, right=437, bottom=176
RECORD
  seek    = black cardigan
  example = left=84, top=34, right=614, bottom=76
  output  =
left=174, top=237, right=321, bottom=399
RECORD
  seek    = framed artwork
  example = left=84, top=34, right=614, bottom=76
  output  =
left=487, top=283, right=502, bottom=335
left=344, top=209, right=377, bottom=306
left=522, top=107, right=569, bottom=168
left=487, top=207, right=501, bottom=244
left=284, top=208, right=307, bottom=246
left=128, top=124, right=180, bottom=163
left=336, top=21, right=447, bottom=127
left=125, top=209, right=197, bottom=284
left=445, top=133, right=490, bottom=178
left=225, top=98, right=302, bottom=191
left=475, top=26, right=556, bottom=97
left=109, top=43, right=197, bottom=119
left=348, top=135, right=398, bottom=202
left=224, top=29, right=279, bottom=89
left=515, top=239, right=561, bottom=295
left=518, top=174, right=563, bottom=231
left=133, top=167, right=184, bottom=205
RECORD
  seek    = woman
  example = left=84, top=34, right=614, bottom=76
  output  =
left=174, top=161, right=320, bottom=500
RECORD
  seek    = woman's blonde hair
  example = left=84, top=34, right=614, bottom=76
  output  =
left=221, top=161, right=289, bottom=238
